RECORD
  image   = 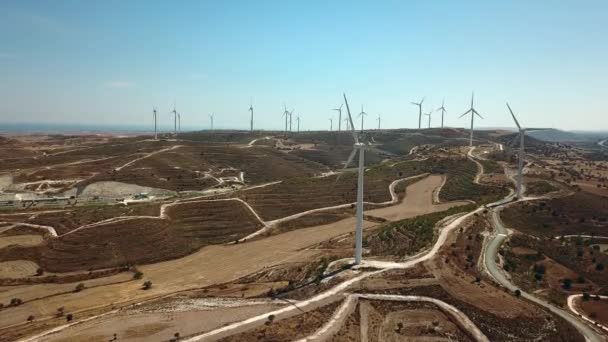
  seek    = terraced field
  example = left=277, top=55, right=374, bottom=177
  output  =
left=0, top=200, right=263, bottom=273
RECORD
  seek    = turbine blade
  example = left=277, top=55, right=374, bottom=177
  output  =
left=343, top=148, right=357, bottom=169
left=459, top=109, right=472, bottom=118
left=506, top=103, right=521, bottom=130
left=473, top=109, right=484, bottom=119
left=343, top=93, right=359, bottom=144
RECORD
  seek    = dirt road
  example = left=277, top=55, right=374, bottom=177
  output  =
left=4, top=174, right=455, bottom=332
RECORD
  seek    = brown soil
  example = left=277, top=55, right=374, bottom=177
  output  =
left=501, top=191, right=608, bottom=238
left=577, top=297, right=608, bottom=326
left=0, top=200, right=263, bottom=272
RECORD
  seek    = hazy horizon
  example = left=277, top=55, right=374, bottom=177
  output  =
left=1, top=1, right=607, bottom=131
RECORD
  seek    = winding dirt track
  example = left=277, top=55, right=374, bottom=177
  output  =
left=4, top=175, right=461, bottom=334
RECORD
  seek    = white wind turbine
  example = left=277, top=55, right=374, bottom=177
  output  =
left=424, top=111, right=432, bottom=129
left=282, top=104, right=289, bottom=134
left=170, top=102, right=178, bottom=135
left=437, top=100, right=447, bottom=128
left=333, top=104, right=343, bottom=132
left=329, top=117, right=333, bottom=131
left=459, top=92, right=484, bottom=146
left=177, top=113, right=181, bottom=133
left=358, top=105, right=367, bottom=132
left=411, top=97, right=425, bottom=129
left=209, top=113, right=214, bottom=130
left=342, top=93, right=366, bottom=265
left=377, top=114, right=381, bottom=130
left=249, top=101, right=254, bottom=132
left=296, top=114, right=301, bottom=133
left=152, top=106, right=158, bottom=140
left=289, top=109, right=294, bottom=132
left=343, top=117, right=350, bottom=131
left=507, top=103, right=526, bottom=199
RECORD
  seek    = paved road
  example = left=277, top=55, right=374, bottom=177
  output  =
left=484, top=204, right=606, bottom=342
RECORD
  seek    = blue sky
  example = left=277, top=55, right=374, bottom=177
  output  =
left=0, top=0, right=606, bottom=131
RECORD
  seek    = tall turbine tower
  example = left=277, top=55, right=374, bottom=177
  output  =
left=342, top=93, right=366, bottom=265
left=329, top=118, right=333, bottom=131
left=437, top=100, right=447, bottom=128
left=358, top=105, right=367, bottom=132
left=507, top=103, right=525, bottom=199
left=282, top=104, right=289, bottom=134
left=209, top=113, right=214, bottom=130
left=424, top=111, right=432, bottom=129
left=459, top=93, right=484, bottom=146
left=296, top=114, right=301, bottom=133
left=249, top=101, right=254, bottom=132
left=170, top=102, right=178, bottom=135
left=377, top=114, right=381, bottom=130
left=152, top=107, right=158, bottom=140
left=344, top=117, right=350, bottom=131
left=289, top=109, right=294, bottom=132
left=411, top=97, right=425, bottom=129
left=333, top=104, right=343, bottom=132
left=177, top=113, right=181, bottom=133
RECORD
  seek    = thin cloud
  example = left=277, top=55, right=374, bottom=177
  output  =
left=104, top=81, right=134, bottom=88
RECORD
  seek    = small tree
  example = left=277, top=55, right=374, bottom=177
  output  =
left=514, top=289, right=521, bottom=297
left=562, top=278, right=572, bottom=290
left=66, top=313, right=73, bottom=322
left=27, top=315, right=35, bottom=322
left=35, top=268, right=44, bottom=276
left=74, top=283, right=85, bottom=292
left=596, top=263, right=604, bottom=271
left=10, top=298, right=22, bottom=306
left=396, top=322, right=403, bottom=333
left=142, top=280, right=152, bottom=290
left=133, top=271, right=143, bottom=280
left=583, top=293, right=591, bottom=301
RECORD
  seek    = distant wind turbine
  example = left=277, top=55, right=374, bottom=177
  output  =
left=209, top=113, right=214, bottom=130
left=343, top=117, right=350, bottom=131
left=296, top=114, right=301, bottom=133
left=177, top=112, right=181, bottom=133
left=342, top=93, right=368, bottom=265
left=377, top=114, right=381, bottom=130
left=152, top=106, right=158, bottom=140
left=411, top=97, right=425, bottom=129
left=437, top=99, right=447, bottom=128
left=358, top=105, right=367, bottom=132
left=282, top=104, right=289, bottom=134
left=170, top=101, right=178, bottom=135
left=507, top=103, right=525, bottom=199
left=249, top=100, right=254, bottom=132
left=329, top=117, right=333, bottom=131
left=424, top=111, right=432, bottom=129
left=289, top=109, right=294, bottom=132
left=333, top=104, right=343, bottom=132
left=459, top=92, right=484, bottom=146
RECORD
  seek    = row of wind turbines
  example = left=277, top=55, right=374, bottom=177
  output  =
left=340, top=91, right=529, bottom=265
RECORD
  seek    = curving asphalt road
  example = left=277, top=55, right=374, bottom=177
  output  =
left=478, top=148, right=607, bottom=342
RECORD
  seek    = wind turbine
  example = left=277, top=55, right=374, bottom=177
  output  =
left=437, top=99, right=447, bottom=128
left=377, top=114, right=381, bottom=130
left=358, top=105, right=367, bottom=132
left=282, top=104, right=289, bottom=134
left=507, top=103, right=525, bottom=199
left=411, top=97, right=425, bottom=129
left=424, top=111, right=432, bottom=129
left=342, top=93, right=366, bottom=265
left=289, top=109, right=294, bottom=132
left=249, top=101, right=254, bottom=132
left=459, top=92, right=484, bottom=146
left=333, top=104, right=343, bottom=132
left=329, top=117, right=333, bottom=131
left=177, top=112, right=181, bottom=133
left=170, top=102, right=178, bottom=135
left=152, top=107, right=158, bottom=140
left=296, top=114, right=301, bottom=133
left=209, top=113, right=214, bottom=130
left=343, top=117, right=350, bottom=131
